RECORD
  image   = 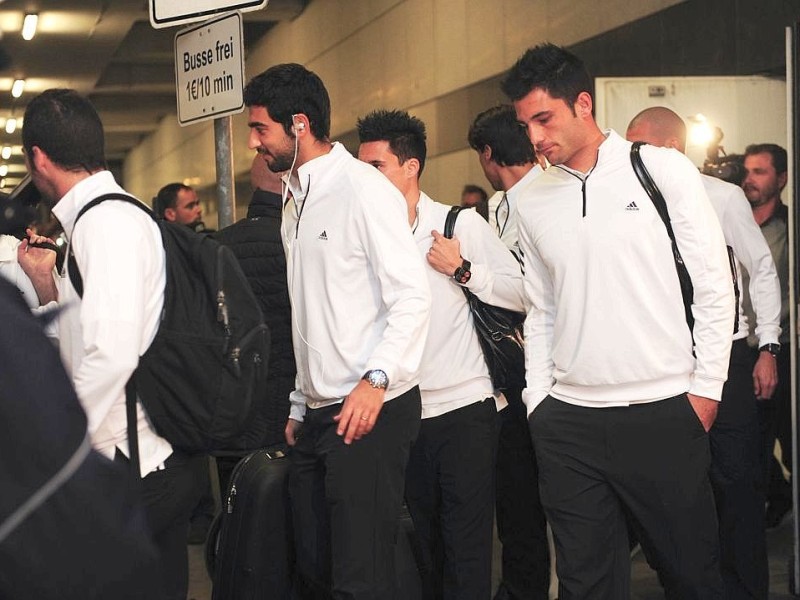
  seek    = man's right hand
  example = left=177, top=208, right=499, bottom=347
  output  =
left=285, top=418, right=302, bottom=446
left=687, top=393, right=718, bottom=432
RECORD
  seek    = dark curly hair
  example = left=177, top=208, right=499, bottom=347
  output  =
left=468, top=105, right=536, bottom=166
left=244, top=63, right=331, bottom=140
left=502, top=43, right=593, bottom=116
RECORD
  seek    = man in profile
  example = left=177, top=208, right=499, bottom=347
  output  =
left=503, top=44, right=733, bottom=598
left=357, top=108, right=524, bottom=600
left=21, top=88, right=204, bottom=600
left=244, top=64, right=431, bottom=599
left=468, top=104, right=549, bottom=600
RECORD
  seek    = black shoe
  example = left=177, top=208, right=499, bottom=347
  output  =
left=765, top=496, right=792, bottom=529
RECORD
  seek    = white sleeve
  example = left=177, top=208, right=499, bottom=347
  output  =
left=357, top=185, right=431, bottom=386
left=649, top=148, right=734, bottom=400
left=457, top=208, right=525, bottom=312
left=516, top=206, right=555, bottom=415
left=719, top=184, right=781, bottom=346
left=70, top=206, right=158, bottom=434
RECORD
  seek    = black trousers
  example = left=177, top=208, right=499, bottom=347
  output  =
left=405, top=398, right=497, bottom=600
left=530, top=395, right=723, bottom=600
left=709, top=340, right=768, bottom=599
left=758, top=350, right=792, bottom=501
left=117, top=450, right=206, bottom=600
left=289, top=387, right=421, bottom=600
left=495, top=387, right=549, bottom=600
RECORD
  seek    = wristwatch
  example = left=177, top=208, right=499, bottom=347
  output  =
left=759, top=343, right=780, bottom=358
left=362, top=369, right=389, bottom=390
left=453, top=259, right=472, bottom=285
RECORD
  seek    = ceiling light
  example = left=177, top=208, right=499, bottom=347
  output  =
left=0, top=165, right=9, bottom=177
left=5, top=118, right=16, bottom=134
left=1, top=146, right=11, bottom=160
left=11, top=79, right=24, bottom=98
left=22, top=14, right=38, bottom=41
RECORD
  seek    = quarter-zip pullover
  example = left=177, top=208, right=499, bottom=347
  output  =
left=282, top=143, right=431, bottom=420
left=518, top=130, right=734, bottom=414
left=414, top=193, right=525, bottom=418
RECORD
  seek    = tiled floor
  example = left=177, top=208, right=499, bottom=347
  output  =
left=188, top=510, right=798, bottom=599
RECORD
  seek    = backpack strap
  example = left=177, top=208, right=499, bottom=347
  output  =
left=629, top=142, right=695, bottom=340
left=66, top=193, right=155, bottom=298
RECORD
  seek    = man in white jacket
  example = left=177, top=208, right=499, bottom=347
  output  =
left=244, top=65, right=431, bottom=600
left=503, top=44, right=734, bottom=599
left=468, top=104, right=550, bottom=600
left=357, top=109, right=525, bottom=600
left=627, top=106, right=780, bottom=600
left=21, top=89, right=204, bottom=600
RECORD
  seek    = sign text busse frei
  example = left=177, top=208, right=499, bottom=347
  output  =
left=175, top=12, right=245, bottom=126
left=150, top=0, right=267, bottom=29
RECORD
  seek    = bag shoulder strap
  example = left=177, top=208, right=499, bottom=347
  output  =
left=444, top=205, right=465, bottom=239
left=630, top=142, right=677, bottom=242
left=630, top=142, right=695, bottom=339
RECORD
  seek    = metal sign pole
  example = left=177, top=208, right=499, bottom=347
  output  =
left=215, top=115, right=235, bottom=229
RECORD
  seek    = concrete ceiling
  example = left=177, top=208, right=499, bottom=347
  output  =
left=0, top=0, right=307, bottom=189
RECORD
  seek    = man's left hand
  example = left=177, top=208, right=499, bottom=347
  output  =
left=427, top=230, right=462, bottom=276
left=334, top=379, right=385, bottom=444
left=753, top=352, right=778, bottom=400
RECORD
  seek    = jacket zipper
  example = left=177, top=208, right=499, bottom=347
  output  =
left=555, top=166, right=590, bottom=218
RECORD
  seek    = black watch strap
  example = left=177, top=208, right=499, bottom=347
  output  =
left=453, top=259, right=472, bottom=285
left=759, top=343, right=780, bottom=357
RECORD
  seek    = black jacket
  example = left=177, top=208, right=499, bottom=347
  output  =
left=212, top=190, right=295, bottom=447
left=0, top=279, right=160, bottom=599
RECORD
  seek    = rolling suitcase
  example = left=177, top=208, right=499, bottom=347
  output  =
left=208, top=446, right=293, bottom=600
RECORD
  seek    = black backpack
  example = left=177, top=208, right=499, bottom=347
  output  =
left=67, top=193, right=272, bottom=467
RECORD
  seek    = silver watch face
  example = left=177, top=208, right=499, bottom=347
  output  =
left=366, top=369, right=389, bottom=389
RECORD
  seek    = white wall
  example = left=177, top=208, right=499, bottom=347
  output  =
left=124, top=0, right=687, bottom=216
left=596, top=76, right=787, bottom=168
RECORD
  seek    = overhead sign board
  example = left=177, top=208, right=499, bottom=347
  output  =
left=175, top=12, right=245, bottom=126
left=151, top=0, right=267, bottom=29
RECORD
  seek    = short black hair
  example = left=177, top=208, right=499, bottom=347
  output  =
left=461, top=184, right=487, bottom=202
left=745, top=143, right=787, bottom=175
left=468, top=105, right=536, bottom=166
left=501, top=43, right=593, bottom=115
left=243, top=63, right=331, bottom=140
left=155, top=182, right=191, bottom=217
left=356, top=109, right=427, bottom=175
left=22, top=89, right=106, bottom=173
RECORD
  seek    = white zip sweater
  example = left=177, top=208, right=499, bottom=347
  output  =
left=414, top=193, right=525, bottom=418
left=701, top=174, right=781, bottom=346
left=518, top=131, right=734, bottom=414
left=282, top=143, right=431, bottom=421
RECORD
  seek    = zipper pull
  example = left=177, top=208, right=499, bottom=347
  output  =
left=217, top=290, right=229, bottom=326
left=226, top=484, right=237, bottom=514
left=230, top=347, right=242, bottom=378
